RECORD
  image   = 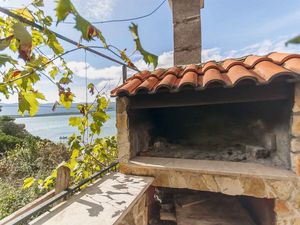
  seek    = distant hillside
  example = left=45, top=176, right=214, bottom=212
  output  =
left=0, top=102, right=116, bottom=117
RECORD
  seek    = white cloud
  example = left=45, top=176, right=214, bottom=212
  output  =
left=73, top=0, right=116, bottom=21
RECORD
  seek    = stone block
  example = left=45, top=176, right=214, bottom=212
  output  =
left=292, top=115, right=300, bottom=137
left=291, top=153, right=300, bottom=176
left=116, top=97, right=129, bottom=114
left=269, top=180, right=294, bottom=201
left=291, top=138, right=300, bottom=153
left=294, top=83, right=300, bottom=113
left=214, top=176, right=244, bottom=196
left=240, top=177, right=266, bottom=198
left=275, top=200, right=293, bottom=217
left=292, top=218, right=300, bottom=225
left=116, top=112, right=129, bottom=130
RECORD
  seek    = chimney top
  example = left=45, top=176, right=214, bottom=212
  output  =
left=169, top=0, right=204, bottom=65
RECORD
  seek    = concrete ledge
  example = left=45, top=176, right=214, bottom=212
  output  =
left=121, top=157, right=300, bottom=200
left=30, top=173, right=153, bottom=225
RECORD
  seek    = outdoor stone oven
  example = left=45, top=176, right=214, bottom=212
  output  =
left=112, top=52, right=300, bottom=225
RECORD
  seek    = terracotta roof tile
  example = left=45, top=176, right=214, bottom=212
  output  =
left=111, top=52, right=300, bottom=96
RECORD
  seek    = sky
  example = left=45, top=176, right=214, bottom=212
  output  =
left=1, top=0, right=300, bottom=103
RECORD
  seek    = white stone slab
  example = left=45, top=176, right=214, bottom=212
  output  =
left=30, top=173, right=153, bottom=225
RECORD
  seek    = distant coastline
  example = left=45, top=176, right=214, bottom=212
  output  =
left=10, top=111, right=82, bottom=118
left=0, top=102, right=116, bottom=117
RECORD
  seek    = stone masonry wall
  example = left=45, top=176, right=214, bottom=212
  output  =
left=116, top=97, right=131, bottom=163
left=291, top=83, right=300, bottom=176
left=116, top=192, right=148, bottom=225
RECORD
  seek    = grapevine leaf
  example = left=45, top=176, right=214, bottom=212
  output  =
left=129, top=23, right=158, bottom=68
left=59, top=89, right=74, bottom=109
left=92, top=111, right=108, bottom=123
left=0, top=35, right=14, bottom=51
left=23, top=177, right=35, bottom=189
left=35, top=91, right=46, bottom=100
left=44, top=29, right=64, bottom=54
left=74, top=14, right=107, bottom=47
left=88, top=83, right=94, bottom=95
left=0, top=54, right=17, bottom=67
left=56, top=0, right=74, bottom=24
left=9, top=38, right=19, bottom=52
left=119, top=49, right=136, bottom=68
left=0, top=85, right=9, bottom=98
left=49, top=66, right=59, bottom=79
left=286, top=35, right=300, bottom=46
left=59, top=77, right=72, bottom=85
left=18, top=90, right=44, bottom=116
left=74, top=14, right=95, bottom=41
left=33, top=0, right=44, bottom=7
left=12, top=23, right=32, bottom=61
left=12, top=8, right=35, bottom=21
left=69, top=117, right=81, bottom=126
left=32, top=29, right=43, bottom=47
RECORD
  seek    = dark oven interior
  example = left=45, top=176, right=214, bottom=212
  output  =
left=152, top=188, right=275, bottom=225
left=128, top=99, right=291, bottom=169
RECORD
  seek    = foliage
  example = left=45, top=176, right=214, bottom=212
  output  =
left=25, top=93, right=118, bottom=189
left=0, top=180, right=43, bottom=220
left=0, top=0, right=131, bottom=217
left=286, top=35, right=300, bottom=46
left=0, top=0, right=158, bottom=116
left=0, top=116, right=31, bottom=153
left=0, top=137, right=69, bottom=185
left=0, top=135, right=69, bottom=219
left=129, top=23, right=158, bottom=68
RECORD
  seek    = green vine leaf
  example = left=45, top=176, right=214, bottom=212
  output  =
left=88, top=83, right=94, bottom=95
left=286, top=35, right=300, bottom=46
left=69, top=117, right=81, bottom=126
left=129, top=23, right=158, bottom=69
left=0, top=35, right=14, bottom=51
left=23, top=177, right=36, bottom=189
left=0, top=54, right=17, bottom=67
left=74, top=14, right=107, bottom=47
left=12, top=8, right=35, bottom=22
left=12, top=22, right=32, bottom=61
left=56, top=0, right=74, bottom=24
left=44, top=29, right=64, bottom=55
left=18, top=90, right=45, bottom=116
left=59, top=88, right=74, bottom=109
left=33, top=0, right=44, bottom=7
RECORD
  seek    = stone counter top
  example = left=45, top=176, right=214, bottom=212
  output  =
left=128, top=157, right=298, bottom=181
left=30, top=173, right=153, bottom=225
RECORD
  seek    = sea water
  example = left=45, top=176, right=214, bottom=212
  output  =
left=15, top=111, right=117, bottom=142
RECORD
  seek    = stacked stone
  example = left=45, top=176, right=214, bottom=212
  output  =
left=291, top=83, right=300, bottom=175
left=116, top=97, right=130, bottom=163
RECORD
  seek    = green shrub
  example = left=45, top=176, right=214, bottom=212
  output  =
left=0, top=133, right=22, bottom=154
left=0, top=180, right=44, bottom=220
left=0, top=138, right=69, bottom=185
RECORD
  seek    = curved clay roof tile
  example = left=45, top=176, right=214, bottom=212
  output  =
left=244, top=55, right=271, bottom=67
left=284, top=58, right=300, bottom=74
left=178, top=71, right=198, bottom=88
left=253, top=61, right=290, bottom=81
left=268, top=52, right=300, bottom=64
left=111, top=52, right=300, bottom=97
left=227, top=65, right=263, bottom=85
left=203, top=68, right=226, bottom=87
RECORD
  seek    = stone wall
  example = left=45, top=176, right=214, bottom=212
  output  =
left=116, top=193, right=148, bottom=225
left=121, top=161, right=300, bottom=225
left=116, top=97, right=131, bottom=163
left=291, top=83, right=300, bottom=176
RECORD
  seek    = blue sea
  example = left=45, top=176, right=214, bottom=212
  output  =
left=14, top=111, right=117, bottom=142
left=0, top=105, right=117, bottom=142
